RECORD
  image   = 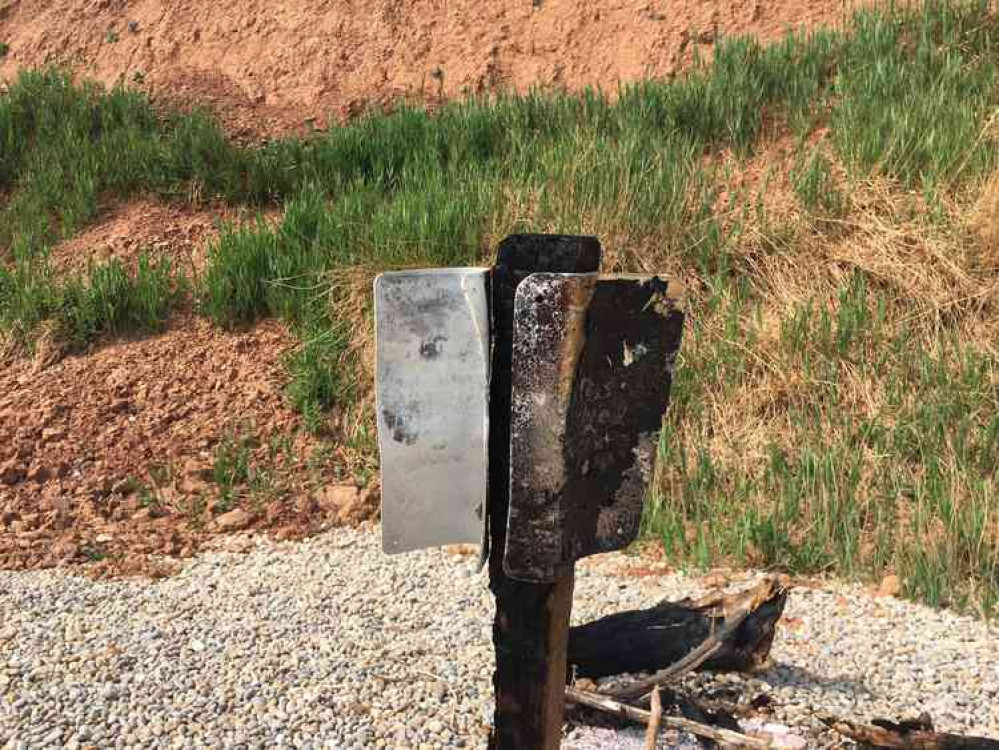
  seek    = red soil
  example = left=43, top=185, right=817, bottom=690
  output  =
left=48, top=200, right=226, bottom=275
left=0, top=312, right=376, bottom=573
left=0, top=0, right=864, bottom=139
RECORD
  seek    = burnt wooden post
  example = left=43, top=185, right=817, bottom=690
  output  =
left=375, top=233, right=684, bottom=750
left=486, top=235, right=601, bottom=750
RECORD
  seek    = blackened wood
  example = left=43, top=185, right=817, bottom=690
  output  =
left=487, top=235, right=601, bottom=750
left=822, top=715, right=999, bottom=749
left=567, top=578, right=787, bottom=681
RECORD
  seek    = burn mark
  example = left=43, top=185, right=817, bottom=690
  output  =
left=505, top=273, right=685, bottom=581
left=381, top=408, right=419, bottom=445
left=419, top=335, right=448, bottom=359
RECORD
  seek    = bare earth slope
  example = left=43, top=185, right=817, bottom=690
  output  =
left=1, top=0, right=861, bottom=138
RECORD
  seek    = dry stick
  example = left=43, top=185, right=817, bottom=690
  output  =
left=565, top=687, right=771, bottom=749
left=896, top=281, right=999, bottom=327
left=607, top=603, right=754, bottom=702
left=644, top=687, right=663, bottom=750
left=820, top=715, right=999, bottom=750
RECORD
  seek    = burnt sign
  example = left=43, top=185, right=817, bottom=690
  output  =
left=504, top=273, right=685, bottom=582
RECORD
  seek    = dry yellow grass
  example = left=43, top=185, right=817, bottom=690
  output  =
left=970, top=171, right=999, bottom=276
left=632, top=142, right=998, bottom=612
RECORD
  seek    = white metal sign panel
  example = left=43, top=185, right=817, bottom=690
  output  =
left=374, top=268, right=490, bottom=554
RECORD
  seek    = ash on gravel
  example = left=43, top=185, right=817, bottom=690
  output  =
left=1, top=529, right=997, bottom=749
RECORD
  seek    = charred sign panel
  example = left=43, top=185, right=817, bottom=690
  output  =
left=505, top=273, right=685, bottom=582
left=375, top=269, right=491, bottom=555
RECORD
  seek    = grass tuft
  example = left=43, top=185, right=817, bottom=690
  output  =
left=0, top=254, right=179, bottom=349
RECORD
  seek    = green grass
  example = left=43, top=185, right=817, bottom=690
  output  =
left=212, top=430, right=254, bottom=512
left=647, top=273, right=998, bottom=614
left=791, top=148, right=846, bottom=217
left=832, top=2, right=998, bottom=188
left=0, top=254, right=179, bottom=347
left=1, top=0, right=997, bottom=612
left=209, top=428, right=298, bottom=512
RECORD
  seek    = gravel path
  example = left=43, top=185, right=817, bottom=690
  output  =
left=2, top=528, right=997, bottom=749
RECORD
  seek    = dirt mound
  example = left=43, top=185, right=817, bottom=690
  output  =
left=46, top=199, right=278, bottom=274
left=0, top=314, right=376, bottom=574
left=0, top=0, right=864, bottom=139
left=48, top=199, right=225, bottom=274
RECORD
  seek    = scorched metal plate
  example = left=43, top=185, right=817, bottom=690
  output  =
left=375, top=269, right=491, bottom=555
left=505, top=273, right=685, bottom=582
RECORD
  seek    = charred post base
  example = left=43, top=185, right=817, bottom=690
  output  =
left=823, top=716, right=999, bottom=750
left=567, top=578, right=787, bottom=680
left=487, top=235, right=602, bottom=750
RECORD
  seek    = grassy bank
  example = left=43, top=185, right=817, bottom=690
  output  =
left=1, top=1, right=996, bottom=612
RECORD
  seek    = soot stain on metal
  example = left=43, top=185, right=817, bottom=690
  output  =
left=419, top=335, right=448, bottom=359
left=381, top=408, right=420, bottom=446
